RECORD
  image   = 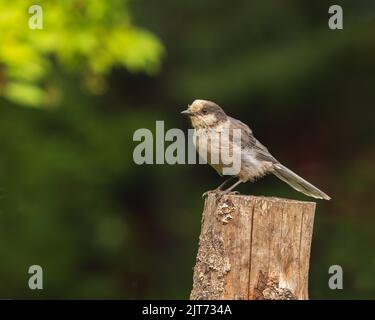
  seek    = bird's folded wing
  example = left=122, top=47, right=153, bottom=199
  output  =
left=228, top=117, right=278, bottom=164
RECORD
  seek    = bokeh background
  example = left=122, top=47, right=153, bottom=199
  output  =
left=0, top=0, right=374, bottom=299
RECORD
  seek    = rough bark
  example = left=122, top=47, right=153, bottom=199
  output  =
left=190, top=194, right=316, bottom=300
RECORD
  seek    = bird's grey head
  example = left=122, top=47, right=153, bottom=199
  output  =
left=181, top=99, right=227, bottom=128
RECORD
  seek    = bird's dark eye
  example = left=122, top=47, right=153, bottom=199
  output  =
left=202, top=108, right=208, bottom=114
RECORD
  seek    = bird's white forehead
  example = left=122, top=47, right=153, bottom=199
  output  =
left=190, top=99, right=209, bottom=112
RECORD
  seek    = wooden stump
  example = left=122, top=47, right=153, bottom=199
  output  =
left=190, top=194, right=316, bottom=300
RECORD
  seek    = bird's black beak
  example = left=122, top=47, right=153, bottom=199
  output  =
left=181, top=109, right=194, bottom=116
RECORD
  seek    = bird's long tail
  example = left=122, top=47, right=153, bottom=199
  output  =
left=273, top=163, right=331, bottom=200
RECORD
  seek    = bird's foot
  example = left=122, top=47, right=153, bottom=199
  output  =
left=202, top=189, right=240, bottom=200
left=214, top=190, right=241, bottom=201
left=202, top=189, right=219, bottom=199
left=227, top=191, right=240, bottom=196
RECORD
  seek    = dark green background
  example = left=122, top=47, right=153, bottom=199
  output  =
left=0, top=0, right=374, bottom=299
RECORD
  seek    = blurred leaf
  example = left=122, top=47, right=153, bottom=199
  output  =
left=0, top=0, right=164, bottom=107
left=4, top=82, right=45, bottom=107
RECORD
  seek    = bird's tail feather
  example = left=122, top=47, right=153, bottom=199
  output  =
left=273, top=164, right=331, bottom=200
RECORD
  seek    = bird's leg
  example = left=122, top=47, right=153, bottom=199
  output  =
left=217, top=176, right=236, bottom=190
left=220, top=179, right=243, bottom=196
left=202, top=176, right=236, bottom=199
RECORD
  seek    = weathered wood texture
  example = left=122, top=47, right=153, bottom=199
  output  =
left=190, top=194, right=316, bottom=300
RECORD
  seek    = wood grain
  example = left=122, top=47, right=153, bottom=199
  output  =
left=190, top=193, right=316, bottom=300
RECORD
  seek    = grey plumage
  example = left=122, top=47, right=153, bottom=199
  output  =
left=228, top=116, right=331, bottom=200
left=273, top=164, right=330, bottom=200
left=182, top=99, right=331, bottom=200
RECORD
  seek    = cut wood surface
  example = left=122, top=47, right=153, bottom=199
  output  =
left=190, top=193, right=316, bottom=300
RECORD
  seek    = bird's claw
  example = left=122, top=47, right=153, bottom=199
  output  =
left=215, top=190, right=241, bottom=201
left=202, top=190, right=218, bottom=199
left=202, top=190, right=240, bottom=200
left=227, top=191, right=240, bottom=195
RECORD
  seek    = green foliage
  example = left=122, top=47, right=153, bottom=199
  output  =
left=0, top=0, right=164, bottom=107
